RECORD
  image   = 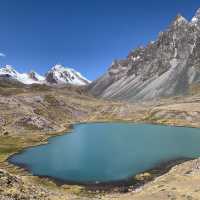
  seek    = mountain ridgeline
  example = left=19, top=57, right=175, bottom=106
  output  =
left=1, top=8, right=200, bottom=101
left=89, top=9, right=200, bottom=101
left=0, top=65, right=91, bottom=86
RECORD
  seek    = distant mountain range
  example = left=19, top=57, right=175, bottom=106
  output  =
left=89, top=8, right=200, bottom=101
left=0, top=64, right=91, bottom=86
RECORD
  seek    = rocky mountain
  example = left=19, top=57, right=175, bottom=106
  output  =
left=89, top=9, right=200, bottom=101
left=46, top=64, right=91, bottom=85
left=0, top=64, right=90, bottom=86
left=0, top=65, right=45, bottom=84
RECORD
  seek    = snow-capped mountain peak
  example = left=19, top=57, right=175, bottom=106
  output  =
left=52, top=64, right=64, bottom=70
left=0, top=65, right=18, bottom=76
left=191, top=8, right=200, bottom=26
left=46, top=64, right=91, bottom=85
left=0, top=64, right=91, bottom=86
left=0, top=65, right=45, bottom=85
left=174, top=14, right=187, bottom=24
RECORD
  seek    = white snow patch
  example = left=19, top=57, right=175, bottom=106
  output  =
left=132, top=56, right=140, bottom=61
left=191, top=16, right=198, bottom=24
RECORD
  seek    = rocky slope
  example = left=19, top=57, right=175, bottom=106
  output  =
left=89, top=9, right=200, bottom=101
left=0, top=81, right=146, bottom=137
left=104, top=158, right=200, bottom=200
left=0, top=64, right=90, bottom=86
left=0, top=84, right=200, bottom=199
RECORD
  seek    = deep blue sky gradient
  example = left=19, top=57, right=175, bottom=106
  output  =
left=0, top=0, right=199, bottom=80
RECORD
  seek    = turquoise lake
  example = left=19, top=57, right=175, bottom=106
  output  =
left=8, top=123, right=200, bottom=184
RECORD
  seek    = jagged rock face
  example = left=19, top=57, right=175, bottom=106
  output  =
left=28, top=71, right=45, bottom=82
left=89, top=10, right=200, bottom=101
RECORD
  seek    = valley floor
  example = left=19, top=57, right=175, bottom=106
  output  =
left=0, top=85, right=200, bottom=199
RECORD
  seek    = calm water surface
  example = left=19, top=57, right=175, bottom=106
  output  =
left=9, top=123, right=200, bottom=183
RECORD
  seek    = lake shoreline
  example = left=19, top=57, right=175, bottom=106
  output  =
left=8, top=156, right=192, bottom=193
left=6, top=122, right=198, bottom=194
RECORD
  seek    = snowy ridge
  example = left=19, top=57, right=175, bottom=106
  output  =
left=46, top=64, right=91, bottom=85
left=0, top=64, right=90, bottom=86
left=191, top=8, right=200, bottom=27
left=0, top=65, right=45, bottom=84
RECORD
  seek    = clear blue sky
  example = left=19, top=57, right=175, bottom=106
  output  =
left=0, top=0, right=199, bottom=80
